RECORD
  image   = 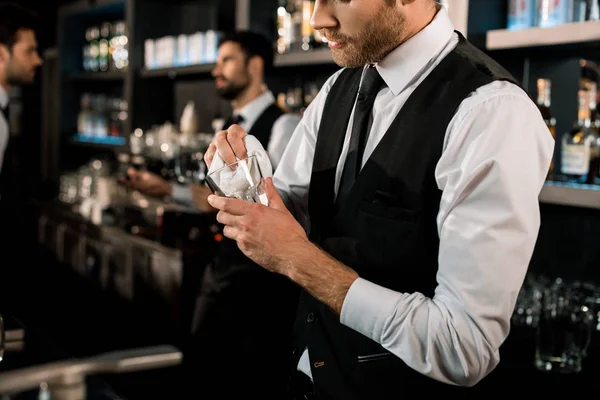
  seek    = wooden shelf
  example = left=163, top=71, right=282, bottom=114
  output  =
left=539, top=181, right=600, bottom=210
left=140, top=64, right=216, bottom=78
left=65, top=71, right=126, bottom=82
left=486, top=20, right=600, bottom=50
left=274, top=48, right=334, bottom=66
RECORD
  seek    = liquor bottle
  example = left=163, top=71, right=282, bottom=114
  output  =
left=586, top=84, right=600, bottom=183
left=536, top=79, right=557, bottom=179
left=586, top=81, right=600, bottom=184
left=98, top=22, right=111, bottom=72
left=110, top=21, right=128, bottom=71
left=508, top=0, right=536, bottom=30
left=560, top=89, right=597, bottom=183
left=276, top=0, right=292, bottom=54
left=88, top=26, right=100, bottom=72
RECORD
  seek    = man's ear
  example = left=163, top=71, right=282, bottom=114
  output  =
left=0, top=44, right=10, bottom=64
left=247, top=55, right=264, bottom=80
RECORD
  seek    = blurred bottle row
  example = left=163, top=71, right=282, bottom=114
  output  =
left=83, top=20, right=129, bottom=73
left=77, top=93, right=128, bottom=142
left=508, top=0, right=600, bottom=31
left=144, top=31, right=221, bottom=70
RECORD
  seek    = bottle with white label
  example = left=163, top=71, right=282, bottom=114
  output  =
left=561, top=89, right=596, bottom=183
left=507, top=0, right=536, bottom=30
left=538, top=0, right=570, bottom=28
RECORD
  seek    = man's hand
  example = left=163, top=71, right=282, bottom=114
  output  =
left=208, top=177, right=309, bottom=274
left=204, top=124, right=248, bottom=169
left=208, top=177, right=360, bottom=315
left=119, top=168, right=171, bottom=197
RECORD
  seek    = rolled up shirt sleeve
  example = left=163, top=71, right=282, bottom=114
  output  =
left=171, top=183, right=198, bottom=210
left=340, top=83, right=555, bottom=387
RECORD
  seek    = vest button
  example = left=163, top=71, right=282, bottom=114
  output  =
left=306, top=312, right=315, bottom=323
left=292, top=347, right=298, bottom=356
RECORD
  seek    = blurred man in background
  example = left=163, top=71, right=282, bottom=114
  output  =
left=0, top=2, right=43, bottom=198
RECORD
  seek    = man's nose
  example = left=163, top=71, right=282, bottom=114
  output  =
left=311, top=0, right=338, bottom=31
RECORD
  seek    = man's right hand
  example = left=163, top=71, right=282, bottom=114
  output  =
left=204, top=124, right=248, bottom=169
left=119, top=168, right=171, bottom=197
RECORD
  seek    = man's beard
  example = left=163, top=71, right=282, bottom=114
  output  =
left=321, top=9, right=405, bottom=68
left=5, top=61, right=34, bottom=86
left=216, top=79, right=250, bottom=101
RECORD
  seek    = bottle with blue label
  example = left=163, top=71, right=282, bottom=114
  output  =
left=507, top=0, right=536, bottom=30
left=537, top=0, right=571, bottom=28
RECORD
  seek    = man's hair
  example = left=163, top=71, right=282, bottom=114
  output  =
left=0, top=3, right=38, bottom=50
left=219, top=31, right=275, bottom=75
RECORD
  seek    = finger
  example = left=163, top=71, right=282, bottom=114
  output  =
left=204, top=143, right=216, bottom=168
left=222, top=225, right=239, bottom=241
left=216, top=210, right=240, bottom=227
left=214, top=130, right=237, bottom=166
left=227, top=125, right=248, bottom=160
left=207, top=195, right=253, bottom=216
left=127, top=168, right=138, bottom=178
left=265, top=178, right=288, bottom=212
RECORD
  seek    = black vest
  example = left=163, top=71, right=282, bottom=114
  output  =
left=247, top=103, right=284, bottom=149
left=291, top=33, right=520, bottom=398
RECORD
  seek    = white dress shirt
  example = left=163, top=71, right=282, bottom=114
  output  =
left=172, top=90, right=300, bottom=208
left=0, top=85, right=9, bottom=174
left=273, top=7, right=554, bottom=387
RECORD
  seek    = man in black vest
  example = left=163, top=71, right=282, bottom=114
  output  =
left=205, top=0, right=554, bottom=398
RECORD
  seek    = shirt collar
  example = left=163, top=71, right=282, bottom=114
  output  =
left=375, top=5, right=455, bottom=97
left=235, top=90, right=276, bottom=131
left=0, top=86, right=8, bottom=110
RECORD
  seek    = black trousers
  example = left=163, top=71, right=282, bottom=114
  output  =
left=186, top=243, right=300, bottom=399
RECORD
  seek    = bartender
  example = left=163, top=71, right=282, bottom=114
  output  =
left=0, top=3, right=42, bottom=196
left=205, top=0, right=555, bottom=398
left=124, top=31, right=301, bottom=398
left=123, top=30, right=300, bottom=210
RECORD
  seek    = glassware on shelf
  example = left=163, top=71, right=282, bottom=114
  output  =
left=534, top=278, right=596, bottom=373
left=512, top=274, right=600, bottom=374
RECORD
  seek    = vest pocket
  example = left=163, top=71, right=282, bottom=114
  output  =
left=355, top=201, right=420, bottom=266
left=358, top=200, right=420, bottom=222
left=357, top=352, right=396, bottom=363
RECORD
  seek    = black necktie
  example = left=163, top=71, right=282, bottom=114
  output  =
left=222, top=113, right=244, bottom=130
left=0, top=103, right=8, bottom=121
left=337, top=66, right=385, bottom=204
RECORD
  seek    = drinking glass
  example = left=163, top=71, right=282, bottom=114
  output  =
left=205, top=154, right=269, bottom=205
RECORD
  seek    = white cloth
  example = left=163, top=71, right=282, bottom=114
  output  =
left=273, top=6, right=554, bottom=387
left=206, top=135, right=272, bottom=205
left=171, top=90, right=299, bottom=208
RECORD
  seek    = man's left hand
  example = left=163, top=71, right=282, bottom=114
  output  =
left=207, top=177, right=310, bottom=276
